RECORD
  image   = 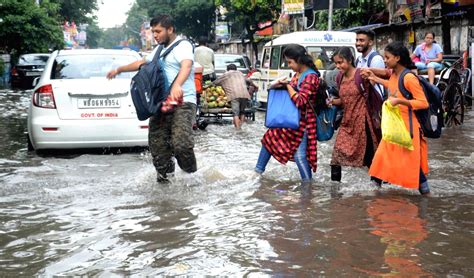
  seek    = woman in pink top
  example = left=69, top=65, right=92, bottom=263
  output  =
left=411, top=32, right=443, bottom=84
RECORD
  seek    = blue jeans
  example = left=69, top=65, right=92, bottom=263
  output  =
left=255, top=132, right=312, bottom=181
left=415, top=61, right=443, bottom=70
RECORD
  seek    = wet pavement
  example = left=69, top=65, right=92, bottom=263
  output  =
left=0, top=88, right=473, bottom=276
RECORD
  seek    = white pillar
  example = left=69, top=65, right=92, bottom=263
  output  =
left=328, top=0, right=334, bottom=31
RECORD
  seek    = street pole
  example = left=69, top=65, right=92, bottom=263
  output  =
left=328, top=0, right=334, bottom=31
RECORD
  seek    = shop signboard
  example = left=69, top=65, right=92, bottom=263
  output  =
left=216, top=22, right=229, bottom=41
left=282, top=0, right=304, bottom=15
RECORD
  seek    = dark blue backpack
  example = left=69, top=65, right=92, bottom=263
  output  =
left=130, top=39, right=188, bottom=121
left=398, top=69, right=443, bottom=138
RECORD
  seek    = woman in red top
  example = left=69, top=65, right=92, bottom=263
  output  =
left=329, top=47, right=380, bottom=182
left=255, top=44, right=320, bottom=182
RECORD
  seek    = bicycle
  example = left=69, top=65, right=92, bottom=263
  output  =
left=435, top=54, right=470, bottom=127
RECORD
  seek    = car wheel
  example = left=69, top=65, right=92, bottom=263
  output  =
left=26, top=133, right=34, bottom=151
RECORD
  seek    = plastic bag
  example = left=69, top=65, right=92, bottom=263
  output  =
left=381, top=101, right=414, bottom=150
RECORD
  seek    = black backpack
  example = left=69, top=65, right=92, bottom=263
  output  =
left=398, top=69, right=443, bottom=138
left=130, top=39, right=188, bottom=121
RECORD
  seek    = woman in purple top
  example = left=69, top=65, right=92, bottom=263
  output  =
left=411, top=32, right=443, bottom=84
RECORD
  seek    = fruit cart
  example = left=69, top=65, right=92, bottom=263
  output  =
left=196, top=85, right=257, bottom=129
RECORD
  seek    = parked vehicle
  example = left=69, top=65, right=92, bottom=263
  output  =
left=215, top=54, right=253, bottom=77
left=11, top=53, right=50, bottom=89
left=27, top=49, right=148, bottom=151
left=253, top=31, right=360, bottom=107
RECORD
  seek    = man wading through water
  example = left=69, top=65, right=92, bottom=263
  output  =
left=106, top=15, right=197, bottom=183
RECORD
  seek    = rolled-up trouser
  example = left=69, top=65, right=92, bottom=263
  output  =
left=149, top=102, right=197, bottom=177
left=255, top=131, right=311, bottom=181
left=293, top=131, right=312, bottom=181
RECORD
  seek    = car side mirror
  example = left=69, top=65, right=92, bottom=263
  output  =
left=32, top=77, right=40, bottom=87
left=255, top=60, right=261, bottom=68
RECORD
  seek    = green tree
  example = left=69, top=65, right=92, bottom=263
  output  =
left=85, top=21, right=102, bottom=48
left=314, top=0, right=385, bottom=30
left=0, top=0, right=64, bottom=55
left=124, top=2, right=148, bottom=49
left=53, top=0, right=98, bottom=24
left=216, top=0, right=281, bottom=61
left=99, top=26, right=125, bottom=49
left=135, top=0, right=215, bottom=40
left=136, top=0, right=177, bottom=19
left=175, top=0, right=215, bottom=39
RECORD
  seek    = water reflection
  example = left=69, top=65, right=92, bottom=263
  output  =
left=365, top=197, right=431, bottom=276
left=252, top=180, right=322, bottom=276
left=253, top=181, right=435, bottom=276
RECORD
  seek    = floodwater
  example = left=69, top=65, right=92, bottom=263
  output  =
left=0, top=89, right=473, bottom=276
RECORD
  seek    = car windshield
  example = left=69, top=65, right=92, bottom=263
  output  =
left=19, top=54, right=50, bottom=65
left=215, top=55, right=246, bottom=69
left=51, top=54, right=138, bottom=79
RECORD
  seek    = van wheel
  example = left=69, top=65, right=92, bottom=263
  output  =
left=26, top=134, right=34, bottom=151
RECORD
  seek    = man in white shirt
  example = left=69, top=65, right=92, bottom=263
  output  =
left=194, top=37, right=215, bottom=82
left=106, top=14, right=197, bottom=183
left=355, top=29, right=386, bottom=99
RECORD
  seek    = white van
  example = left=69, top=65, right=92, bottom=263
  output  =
left=253, top=31, right=360, bottom=106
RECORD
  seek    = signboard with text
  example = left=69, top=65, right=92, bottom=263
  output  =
left=283, top=0, right=305, bottom=15
left=216, top=22, right=229, bottom=41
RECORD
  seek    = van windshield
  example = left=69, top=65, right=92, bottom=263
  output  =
left=307, top=46, right=354, bottom=70
left=51, top=54, right=138, bottom=79
left=278, top=46, right=353, bottom=71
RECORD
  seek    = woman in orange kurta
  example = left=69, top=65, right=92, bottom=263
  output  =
left=366, top=42, right=430, bottom=195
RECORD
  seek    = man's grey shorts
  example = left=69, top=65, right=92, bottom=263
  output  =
left=231, top=98, right=248, bottom=116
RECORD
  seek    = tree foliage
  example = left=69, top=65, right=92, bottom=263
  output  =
left=52, top=0, right=98, bottom=24
left=314, top=0, right=386, bottom=30
left=85, top=21, right=102, bottom=48
left=0, top=0, right=64, bottom=55
left=215, top=0, right=281, bottom=61
left=175, top=0, right=216, bottom=39
left=124, top=2, right=148, bottom=48
left=135, top=0, right=215, bottom=40
left=99, top=27, right=125, bottom=49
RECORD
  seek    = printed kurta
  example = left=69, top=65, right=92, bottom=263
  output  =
left=369, top=73, right=429, bottom=189
left=262, top=73, right=319, bottom=172
left=331, top=75, right=379, bottom=167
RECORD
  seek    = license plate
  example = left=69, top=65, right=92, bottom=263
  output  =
left=78, top=98, right=121, bottom=109
left=25, top=71, right=41, bottom=76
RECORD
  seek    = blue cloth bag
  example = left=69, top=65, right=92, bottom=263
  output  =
left=316, top=105, right=337, bottom=141
left=265, top=89, right=300, bottom=129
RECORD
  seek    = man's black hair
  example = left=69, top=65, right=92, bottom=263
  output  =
left=227, top=64, right=237, bottom=71
left=150, top=14, right=175, bottom=32
left=198, top=36, right=208, bottom=45
left=356, top=29, right=375, bottom=41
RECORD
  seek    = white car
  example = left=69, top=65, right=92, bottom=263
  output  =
left=27, top=49, right=148, bottom=150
